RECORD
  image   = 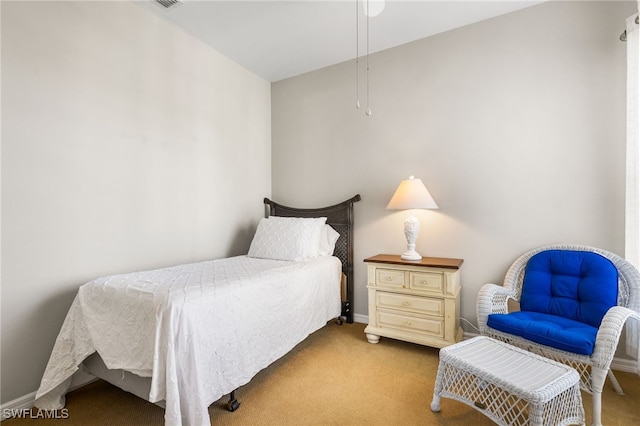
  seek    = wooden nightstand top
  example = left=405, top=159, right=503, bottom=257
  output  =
left=364, top=254, right=464, bottom=269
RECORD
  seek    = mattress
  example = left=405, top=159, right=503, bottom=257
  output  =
left=35, top=255, right=341, bottom=425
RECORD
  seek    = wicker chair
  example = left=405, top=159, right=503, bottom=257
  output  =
left=477, top=244, right=640, bottom=426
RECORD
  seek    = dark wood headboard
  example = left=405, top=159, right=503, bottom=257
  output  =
left=263, top=194, right=361, bottom=324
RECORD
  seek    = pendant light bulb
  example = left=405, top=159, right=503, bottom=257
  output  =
left=362, top=0, right=385, bottom=18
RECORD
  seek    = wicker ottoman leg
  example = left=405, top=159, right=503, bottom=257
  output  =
left=529, top=403, right=544, bottom=426
left=431, top=362, right=445, bottom=412
left=430, top=394, right=441, bottom=412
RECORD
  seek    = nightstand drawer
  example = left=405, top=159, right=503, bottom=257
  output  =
left=377, top=310, right=444, bottom=337
left=376, top=292, right=444, bottom=316
left=375, top=268, right=406, bottom=289
left=410, top=271, right=443, bottom=293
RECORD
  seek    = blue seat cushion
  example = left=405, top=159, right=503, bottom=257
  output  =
left=521, top=250, right=618, bottom=328
left=487, top=311, right=598, bottom=355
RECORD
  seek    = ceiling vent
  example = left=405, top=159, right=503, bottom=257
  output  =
left=152, top=0, right=183, bottom=11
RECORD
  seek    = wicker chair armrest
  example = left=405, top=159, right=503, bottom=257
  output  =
left=477, top=283, right=517, bottom=334
left=591, top=306, right=640, bottom=371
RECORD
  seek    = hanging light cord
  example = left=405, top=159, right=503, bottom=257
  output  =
left=365, top=0, right=372, bottom=116
left=355, top=0, right=373, bottom=116
left=356, top=0, right=360, bottom=109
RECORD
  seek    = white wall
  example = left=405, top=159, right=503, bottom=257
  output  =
left=1, top=1, right=271, bottom=403
left=272, top=1, right=633, bottom=333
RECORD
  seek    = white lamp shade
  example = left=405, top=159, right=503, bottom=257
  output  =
left=386, top=176, right=438, bottom=210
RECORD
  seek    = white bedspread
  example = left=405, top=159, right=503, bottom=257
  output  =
left=35, top=255, right=341, bottom=425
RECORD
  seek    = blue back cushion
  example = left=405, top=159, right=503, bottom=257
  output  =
left=520, top=250, right=618, bottom=328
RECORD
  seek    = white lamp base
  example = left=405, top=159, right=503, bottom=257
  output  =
left=401, top=214, right=422, bottom=261
left=401, top=249, right=422, bottom=261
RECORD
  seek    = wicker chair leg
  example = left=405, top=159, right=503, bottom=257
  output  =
left=591, top=390, right=603, bottom=426
left=607, top=369, right=624, bottom=395
left=590, top=367, right=608, bottom=426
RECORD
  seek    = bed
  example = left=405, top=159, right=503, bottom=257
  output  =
left=34, top=195, right=361, bottom=426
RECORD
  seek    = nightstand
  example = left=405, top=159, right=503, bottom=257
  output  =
left=364, top=254, right=463, bottom=348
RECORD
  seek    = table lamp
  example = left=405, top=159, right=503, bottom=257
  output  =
left=386, top=176, right=438, bottom=261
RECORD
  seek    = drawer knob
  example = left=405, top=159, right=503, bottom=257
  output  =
left=421, top=280, right=428, bottom=285
left=405, top=321, right=412, bottom=327
left=386, top=276, right=392, bottom=281
left=403, top=301, right=411, bottom=306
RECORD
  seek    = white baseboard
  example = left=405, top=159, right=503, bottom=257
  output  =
left=353, top=313, right=368, bottom=324
left=611, top=357, right=639, bottom=374
left=1, top=391, right=37, bottom=421
left=1, top=373, right=97, bottom=421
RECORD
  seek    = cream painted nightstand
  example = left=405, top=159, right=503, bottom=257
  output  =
left=364, top=254, right=463, bottom=348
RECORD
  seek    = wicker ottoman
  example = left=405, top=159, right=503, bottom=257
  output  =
left=431, top=336, right=585, bottom=426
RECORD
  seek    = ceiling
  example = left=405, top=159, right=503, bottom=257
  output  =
left=137, top=0, right=547, bottom=82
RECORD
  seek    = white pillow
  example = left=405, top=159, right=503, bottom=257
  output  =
left=318, top=224, right=340, bottom=256
left=247, top=216, right=327, bottom=261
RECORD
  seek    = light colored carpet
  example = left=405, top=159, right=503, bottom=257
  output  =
left=5, top=322, right=639, bottom=425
